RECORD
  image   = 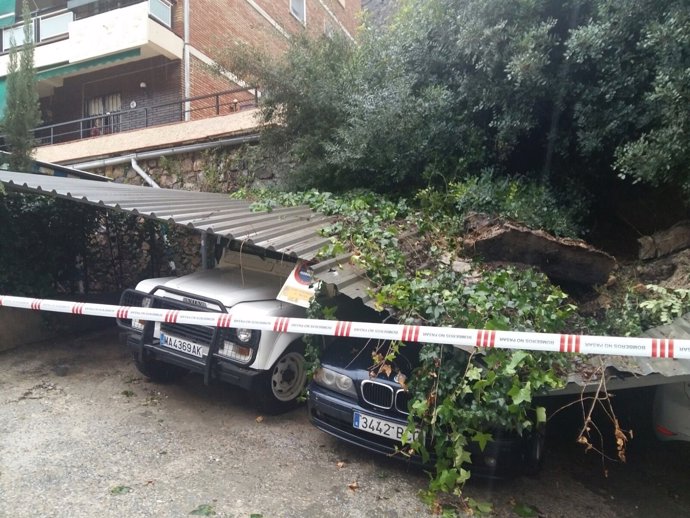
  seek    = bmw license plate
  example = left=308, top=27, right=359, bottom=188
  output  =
left=353, top=411, right=411, bottom=442
left=159, top=332, right=207, bottom=358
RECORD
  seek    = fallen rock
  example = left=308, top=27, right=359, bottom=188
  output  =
left=462, top=214, right=616, bottom=285
left=638, top=220, right=690, bottom=260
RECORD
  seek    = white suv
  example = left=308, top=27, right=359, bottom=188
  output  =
left=118, top=247, right=308, bottom=414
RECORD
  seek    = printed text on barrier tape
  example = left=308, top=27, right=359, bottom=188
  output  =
left=1, top=295, right=689, bottom=360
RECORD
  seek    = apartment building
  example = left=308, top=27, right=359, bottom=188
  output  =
left=0, top=0, right=360, bottom=151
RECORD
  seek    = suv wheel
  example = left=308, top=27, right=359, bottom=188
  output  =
left=134, top=355, right=188, bottom=383
left=255, top=345, right=307, bottom=415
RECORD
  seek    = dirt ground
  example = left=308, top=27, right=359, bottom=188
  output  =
left=1, top=326, right=689, bottom=518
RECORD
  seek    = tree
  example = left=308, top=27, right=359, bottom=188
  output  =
left=220, top=0, right=689, bottom=208
left=610, top=4, right=690, bottom=195
left=3, top=0, right=41, bottom=171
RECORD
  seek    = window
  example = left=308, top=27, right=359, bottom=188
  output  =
left=149, top=0, right=172, bottom=28
left=290, top=0, right=305, bottom=25
left=86, top=93, right=122, bottom=136
left=68, top=0, right=142, bottom=20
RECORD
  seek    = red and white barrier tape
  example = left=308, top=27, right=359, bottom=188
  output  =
left=1, top=295, right=689, bottom=360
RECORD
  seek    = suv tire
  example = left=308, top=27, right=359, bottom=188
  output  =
left=255, top=343, right=307, bottom=415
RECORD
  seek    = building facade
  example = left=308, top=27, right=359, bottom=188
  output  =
left=0, top=0, right=360, bottom=148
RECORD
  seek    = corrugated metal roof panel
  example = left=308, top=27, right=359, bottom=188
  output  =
left=555, top=313, right=690, bottom=393
left=0, top=170, right=373, bottom=304
left=12, top=168, right=688, bottom=389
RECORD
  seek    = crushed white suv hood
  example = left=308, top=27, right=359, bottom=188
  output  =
left=136, top=267, right=289, bottom=310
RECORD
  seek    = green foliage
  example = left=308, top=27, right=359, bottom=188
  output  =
left=217, top=34, right=358, bottom=190
left=391, top=267, right=571, bottom=494
left=417, top=172, right=585, bottom=237
left=241, top=188, right=574, bottom=498
left=109, top=485, right=132, bottom=496
left=303, top=287, right=338, bottom=382
left=0, top=194, right=100, bottom=296
left=2, top=1, right=41, bottom=171
left=567, top=0, right=690, bottom=194
left=222, top=0, right=690, bottom=208
left=189, top=504, right=216, bottom=516
left=586, top=283, right=690, bottom=337
left=639, top=285, right=690, bottom=326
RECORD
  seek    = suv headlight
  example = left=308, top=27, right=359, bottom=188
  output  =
left=235, top=328, right=253, bottom=343
left=314, top=367, right=357, bottom=398
left=218, top=329, right=260, bottom=364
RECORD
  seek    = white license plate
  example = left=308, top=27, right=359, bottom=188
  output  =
left=159, top=333, right=207, bottom=358
left=353, top=412, right=412, bottom=442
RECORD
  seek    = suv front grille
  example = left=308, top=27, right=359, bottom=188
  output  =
left=157, top=297, right=219, bottom=345
left=361, top=380, right=394, bottom=409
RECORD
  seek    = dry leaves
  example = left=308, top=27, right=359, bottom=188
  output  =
left=379, top=363, right=392, bottom=377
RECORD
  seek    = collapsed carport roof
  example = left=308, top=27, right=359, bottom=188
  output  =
left=0, top=170, right=373, bottom=305
left=3, top=170, right=690, bottom=391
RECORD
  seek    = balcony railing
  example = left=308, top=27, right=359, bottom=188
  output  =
left=0, top=88, right=259, bottom=150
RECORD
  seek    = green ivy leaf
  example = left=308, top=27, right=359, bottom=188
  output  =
left=505, top=350, right=530, bottom=375
left=513, top=502, right=539, bottom=517
left=471, top=431, right=493, bottom=452
left=468, top=498, right=493, bottom=515
left=109, top=485, right=132, bottom=496
left=508, top=381, right=532, bottom=405
left=189, top=504, right=216, bottom=516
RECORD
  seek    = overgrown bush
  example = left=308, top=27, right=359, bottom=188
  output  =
left=592, top=283, right=690, bottom=337
left=0, top=194, right=99, bottom=296
left=220, top=0, right=690, bottom=214
left=242, top=188, right=575, bottom=503
left=402, top=267, right=573, bottom=495
left=417, top=171, right=586, bottom=237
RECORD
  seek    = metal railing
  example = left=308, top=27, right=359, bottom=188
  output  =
left=16, top=88, right=259, bottom=149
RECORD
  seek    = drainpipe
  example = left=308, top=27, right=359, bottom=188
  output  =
left=130, top=158, right=160, bottom=188
left=69, top=133, right=260, bottom=170
left=183, top=0, right=191, bottom=121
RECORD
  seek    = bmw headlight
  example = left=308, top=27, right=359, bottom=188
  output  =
left=314, top=367, right=357, bottom=398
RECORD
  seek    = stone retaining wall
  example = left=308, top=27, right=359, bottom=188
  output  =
left=95, top=145, right=281, bottom=193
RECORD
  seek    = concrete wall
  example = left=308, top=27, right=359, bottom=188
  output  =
left=0, top=307, right=113, bottom=353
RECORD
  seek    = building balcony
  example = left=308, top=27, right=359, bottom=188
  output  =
left=0, top=1, right=181, bottom=100
left=1, top=88, right=262, bottom=164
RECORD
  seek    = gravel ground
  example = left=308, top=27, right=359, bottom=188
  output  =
left=1, top=326, right=688, bottom=518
